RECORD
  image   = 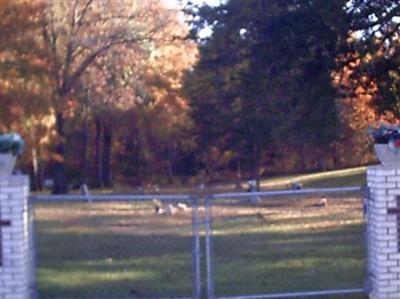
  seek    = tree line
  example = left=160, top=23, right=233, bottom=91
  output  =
left=183, top=0, right=400, bottom=187
left=0, top=0, right=399, bottom=192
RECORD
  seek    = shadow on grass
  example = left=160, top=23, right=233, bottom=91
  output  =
left=35, top=221, right=366, bottom=298
left=36, top=228, right=195, bottom=298
left=212, top=223, right=366, bottom=297
left=34, top=198, right=366, bottom=298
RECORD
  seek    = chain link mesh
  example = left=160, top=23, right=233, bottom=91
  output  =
left=209, top=191, right=366, bottom=299
left=31, top=190, right=367, bottom=299
left=33, top=198, right=196, bottom=298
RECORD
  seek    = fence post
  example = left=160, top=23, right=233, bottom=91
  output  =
left=367, top=165, right=400, bottom=299
left=28, top=197, right=38, bottom=299
left=192, top=195, right=201, bottom=299
left=0, top=174, right=32, bottom=299
left=205, top=195, right=215, bottom=299
left=363, top=184, right=372, bottom=293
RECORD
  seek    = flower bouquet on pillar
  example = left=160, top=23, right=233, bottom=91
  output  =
left=0, top=133, right=24, bottom=177
left=369, top=124, right=400, bottom=166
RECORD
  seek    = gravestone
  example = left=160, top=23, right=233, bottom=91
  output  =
left=367, top=165, right=400, bottom=299
left=0, top=175, right=32, bottom=299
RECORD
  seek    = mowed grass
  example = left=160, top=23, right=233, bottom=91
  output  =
left=34, top=191, right=368, bottom=298
left=259, top=166, right=366, bottom=190
left=210, top=194, right=366, bottom=298
left=34, top=201, right=195, bottom=298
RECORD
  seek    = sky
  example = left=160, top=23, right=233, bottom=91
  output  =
left=163, top=0, right=224, bottom=38
left=164, top=0, right=224, bottom=8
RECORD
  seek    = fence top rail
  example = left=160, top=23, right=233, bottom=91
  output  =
left=216, top=288, right=366, bottom=299
left=30, top=194, right=192, bottom=202
left=212, top=186, right=363, bottom=199
left=29, top=186, right=362, bottom=202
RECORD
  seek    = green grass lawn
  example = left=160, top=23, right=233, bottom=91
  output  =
left=258, top=166, right=366, bottom=190
left=200, top=166, right=367, bottom=193
left=31, top=166, right=367, bottom=196
left=209, top=194, right=366, bottom=299
left=34, top=190, right=367, bottom=298
left=35, top=201, right=195, bottom=298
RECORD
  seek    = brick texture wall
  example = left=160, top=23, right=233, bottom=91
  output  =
left=368, top=166, right=400, bottom=299
left=0, top=175, right=31, bottom=299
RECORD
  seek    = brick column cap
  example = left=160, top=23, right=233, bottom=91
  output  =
left=368, top=165, right=400, bottom=170
left=0, top=174, right=29, bottom=187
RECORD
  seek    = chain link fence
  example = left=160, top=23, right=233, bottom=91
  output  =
left=207, top=188, right=367, bottom=299
left=30, top=188, right=367, bottom=299
left=31, top=195, right=199, bottom=299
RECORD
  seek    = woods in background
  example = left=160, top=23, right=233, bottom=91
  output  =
left=0, top=0, right=399, bottom=192
left=184, top=0, right=400, bottom=184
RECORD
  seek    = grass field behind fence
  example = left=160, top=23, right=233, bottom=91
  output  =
left=34, top=190, right=367, bottom=298
left=34, top=201, right=195, bottom=298
left=211, top=194, right=366, bottom=298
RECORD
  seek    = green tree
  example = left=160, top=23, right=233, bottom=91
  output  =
left=184, top=0, right=349, bottom=182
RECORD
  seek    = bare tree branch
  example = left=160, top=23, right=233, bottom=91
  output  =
left=74, top=0, right=93, bottom=35
left=42, top=8, right=62, bottom=92
left=61, top=36, right=141, bottom=95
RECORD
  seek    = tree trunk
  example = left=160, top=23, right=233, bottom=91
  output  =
left=298, top=146, right=307, bottom=173
left=52, top=112, right=68, bottom=194
left=235, top=157, right=242, bottom=190
left=205, top=153, right=214, bottom=180
left=31, top=147, right=44, bottom=191
left=102, top=123, right=112, bottom=187
left=167, top=143, right=174, bottom=183
left=317, top=148, right=328, bottom=171
left=38, top=145, right=44, bottom=190
left=250, top=145, right=261, bottom=191
left=81, top=107, right=89, bottom=185
left=31, top=147, right=39, bottom=191
left=95, top=117, right=104, bottom=188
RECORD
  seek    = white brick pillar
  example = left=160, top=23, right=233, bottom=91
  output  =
left=0, top=175, right=31, bottom=299
left=367, top=165, right=400, bottom=299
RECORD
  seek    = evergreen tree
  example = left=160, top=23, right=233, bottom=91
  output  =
left=184, top=0, right=349, bottom=179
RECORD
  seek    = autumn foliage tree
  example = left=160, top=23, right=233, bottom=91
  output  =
left=41, top=0, right=174, bottom=193
left=347, top=0, right=400, bottom=117
left=0, top=0, right=56, bottom=189
left=1, top=0, right=197, bottom=191
left=332, top=1, right=400, bottom=166
left=2, top=0, right=400, bottom=190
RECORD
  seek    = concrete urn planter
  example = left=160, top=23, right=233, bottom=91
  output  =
left=0, top=153, right=16, bottom=177
left=374, top=144, right=400, bottom=165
